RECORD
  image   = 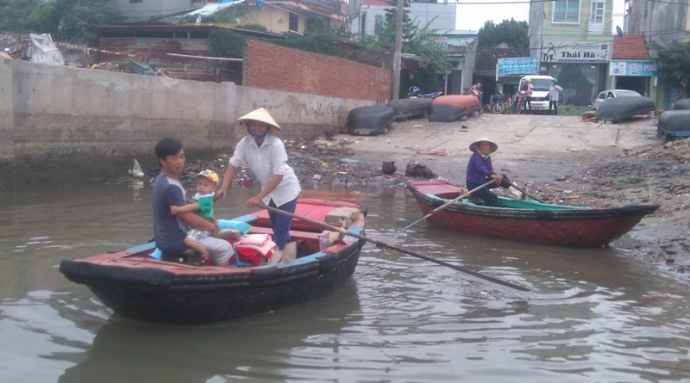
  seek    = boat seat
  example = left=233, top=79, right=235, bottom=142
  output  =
left=248, top=226, right=322, bottom=241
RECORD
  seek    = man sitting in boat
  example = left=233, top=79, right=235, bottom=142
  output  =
left=466, top=137, right=511, bottom=207
left=152, top=138, right=233, bottom=267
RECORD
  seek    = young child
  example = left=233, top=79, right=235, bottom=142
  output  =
left=170, top=169, right=219, bottom=265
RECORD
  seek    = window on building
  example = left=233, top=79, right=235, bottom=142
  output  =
left=361, top=12, right=366, bottom=34
left=374, top=17, right=383, bottom=33
left=590, top=1, right=604, bottom=23
left=129, top=0, right=143, bottom=3
left=289, top=12, right=299, bottom=32
left=553, top=0, right=580, bottom=23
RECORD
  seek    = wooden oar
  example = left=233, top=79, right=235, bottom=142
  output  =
left=399, top=179, right=495, bottom=232
left=257, top=202, right=529, bottom=292
left=508, top=181, right=545, bottom=203
left=299, top=190, right=374, bottom=203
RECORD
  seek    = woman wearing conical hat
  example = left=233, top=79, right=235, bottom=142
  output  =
left=217, top=108, right=301, bottom=263
left=466, top=137, right=510, bottom=207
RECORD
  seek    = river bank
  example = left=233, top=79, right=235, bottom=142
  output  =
left=146, top=113, right=688, bottom=279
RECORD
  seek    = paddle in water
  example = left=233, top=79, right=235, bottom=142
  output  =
left=257, top=202, right=530, bottom=292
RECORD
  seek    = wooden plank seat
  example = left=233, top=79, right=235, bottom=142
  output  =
left=248, top=226, right=322, bottom=241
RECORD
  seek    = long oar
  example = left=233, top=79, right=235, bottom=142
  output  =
left=258, top=202, right=529, bottom=292
left=400, top=179, right=495, bottom=232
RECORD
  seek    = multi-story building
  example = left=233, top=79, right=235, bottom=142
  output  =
left=350, top=0, right=456, bottom=36
left=529, top=0, right=614, bottom=106
left=624, top=0, right=689, bottom=107
left=625, top=0, right=690, bottom=47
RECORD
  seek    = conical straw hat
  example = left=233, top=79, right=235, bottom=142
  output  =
left=469, top=137, right=498, bottom=153
left=237, top=107, right=281, bottom=130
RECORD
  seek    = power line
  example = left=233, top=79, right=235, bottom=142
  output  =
left=644, top=0, right=690, bottom=5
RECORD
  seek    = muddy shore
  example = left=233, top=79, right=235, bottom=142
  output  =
left=170, top=114, right=689, bottom=280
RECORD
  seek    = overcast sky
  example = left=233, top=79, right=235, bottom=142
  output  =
left=453, top=0, right=625, bottom=33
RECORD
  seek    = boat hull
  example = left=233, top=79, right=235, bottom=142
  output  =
left=673, top=98, right=690, bottom=110
left=347, top=106, right=395, bottom=135
left=60, top=199, right=366, bottom=324
left=387, top=98, right=432, bottom=120
left=658, top=110, right=690, bottom=138
left=596, top=97, right=656, bottom=122
left=429, top=95, right=481, bottom=122
left=408, top=181, right=659, bottom=247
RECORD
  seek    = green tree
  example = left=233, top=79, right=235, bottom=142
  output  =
left=0, top=0, right=119, bottom=43
left=370, top=7, right=449, bottom=96
left=477, top=18, right=528, bottom=48
left=655, top=41, right=690, bottom=97
left=0, top=0, right=56, bottom=33
left=207, top=29, right=246, bottom=58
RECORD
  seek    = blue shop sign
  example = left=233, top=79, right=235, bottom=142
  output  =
left=609, top=61, right=658, bottom=76
left=497, top=57, right=539, bottom=77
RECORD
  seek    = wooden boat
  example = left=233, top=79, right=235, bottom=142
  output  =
left=387, top=98, right=432, bottom=120
left=407, top=181, right=660, bottom=247
left=673, top=98, right=690, bottom=110
left=658, top=110, right=690, bottom=138
left=429, top=95, right=481, bottom=122
left=347, top=106, right=395, bottom=135
left=596, top=96, right=656, bottom=123
left=59, top=198, right=366, bottom=324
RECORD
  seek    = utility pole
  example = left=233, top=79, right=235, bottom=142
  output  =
left=392, top=0, right=403, bottom=100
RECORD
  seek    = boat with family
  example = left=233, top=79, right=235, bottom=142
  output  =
left=407, top=180, right=659, bottom=247
left=59, top=198, right=366, bottom=324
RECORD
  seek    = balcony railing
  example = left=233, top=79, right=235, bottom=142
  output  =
left=588, top=21, right=605, bottom=34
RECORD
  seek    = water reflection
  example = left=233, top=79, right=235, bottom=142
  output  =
left=1, top=183, right=690, bottom=382
left=57, top=282, right=362, bottom=383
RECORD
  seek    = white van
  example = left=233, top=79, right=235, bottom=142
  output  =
left=517, top=75, right=555, bottom=111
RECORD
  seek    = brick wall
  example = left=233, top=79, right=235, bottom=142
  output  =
left=243, top=40, right=391, bottom=104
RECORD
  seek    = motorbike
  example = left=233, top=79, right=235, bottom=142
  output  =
left=488, top=91, right=505, bottom=114
left=407, top=86, right=442, bottom=99
left=512, top=90, right=530, bottom=115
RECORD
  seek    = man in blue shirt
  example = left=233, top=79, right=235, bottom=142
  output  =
left=152, top=138, right=232, bottom=266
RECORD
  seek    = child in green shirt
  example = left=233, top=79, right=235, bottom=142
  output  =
left=170, top=170, right=219, bottom=265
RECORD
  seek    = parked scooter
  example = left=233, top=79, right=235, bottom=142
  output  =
left=407, top=86, right=443, bottom=99
left=488, top=91, right=506, bottom=114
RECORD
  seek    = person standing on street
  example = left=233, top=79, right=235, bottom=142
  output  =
left=548, top=79, right=564, bottom=115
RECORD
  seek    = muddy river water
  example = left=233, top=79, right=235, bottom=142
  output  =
left=1, top=182, right=689, bottom=382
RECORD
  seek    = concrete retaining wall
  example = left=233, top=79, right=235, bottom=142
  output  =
left=0, top=59, right=375, bottom=190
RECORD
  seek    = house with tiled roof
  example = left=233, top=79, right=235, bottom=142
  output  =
left=609, top=34, right=659, bottom=103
